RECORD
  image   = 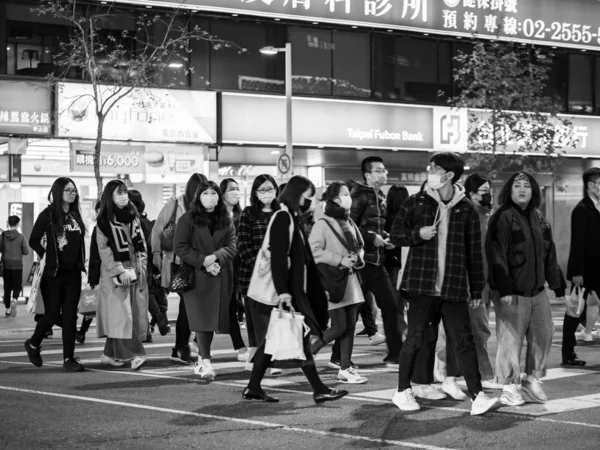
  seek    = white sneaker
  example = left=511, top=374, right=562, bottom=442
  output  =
left=237, top=350, right=250, bottom=362
left=520, top=377, right=548, bottom=403
left=100, top=354, right=124, bottom=367
left=194, top=362, right=216, bottom=381
left=392, top=388, right=420, bottom=411
left=338, top=367, right=368, bottom=384
left=482, top=380, right=504, bottom=390
left=500, top=383, right=525, bottom=406
left=412, top=384, right=447, bottom=400
left=471, top=392, right=500, bottom=416
left=442, top=380, right=468, bottom=400
left=433, top=355, right=445, bottom=383
left=131, top=357, right=147, bottom=370
left=268, top=368, right=283, bottom=377
left=10, top=301, right=17, bottom=318
left=575, top=331, right=593, bottom=342
left=369, top=333, right=386, bottom=346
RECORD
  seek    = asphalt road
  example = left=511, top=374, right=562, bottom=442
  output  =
left=0, top=304, right=599, bottom=450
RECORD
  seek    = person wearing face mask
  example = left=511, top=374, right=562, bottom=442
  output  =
left=487, top=172, right=565, bottom=406
left=309, top=182, right=367, bottom=384
left=390, top=152, right=499, bottom=415
left=351, top=156, right=403, bottom=368
left=220, top=178, right=248, bottom=363
left=174, top=181, right=237, bottom=381
left=95, top=180, right=149, bottom=371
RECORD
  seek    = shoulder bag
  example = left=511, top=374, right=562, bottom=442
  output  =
left=169, top=218, right=195, bottom=293
left=161, top=198, right=179, bottom=252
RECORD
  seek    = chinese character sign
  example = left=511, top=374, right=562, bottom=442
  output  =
left=0, top=81, right=52, bottom=136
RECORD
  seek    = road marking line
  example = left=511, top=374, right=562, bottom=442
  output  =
left=0, top=385, right=454, bottom=450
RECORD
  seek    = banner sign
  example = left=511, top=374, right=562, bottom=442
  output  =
left=70, top=142, right=146, bottom=174
left=116, top=0, right=600, bottom=51
left=0, top=80, right=52, bottom=136
left=222, top=93, right=468, bottom=152
left=57, top=82, right=217, bottom=143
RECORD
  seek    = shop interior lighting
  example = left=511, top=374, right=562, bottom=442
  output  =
left=271, top=150, right=280, bottom=155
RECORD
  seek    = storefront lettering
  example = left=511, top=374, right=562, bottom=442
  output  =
left=0, top=109, right=50, bottom=133
left=403, top=0, right=427, bottom=22
left=365, top=0, right=392, bottom=17
left=109, top=108, right=175, bottom=125
left=75, top=150, right=141, bottom=169
left=347, top=127, right=424, bottom=142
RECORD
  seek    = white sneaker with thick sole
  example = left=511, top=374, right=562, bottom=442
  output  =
left=195, top=362, right=216, bottom=381
left=471, top=392, right=500, bottom=416
left=268, top=368, right=283, bottom=377
left=100, top=354, right=124, bottom=367
left=442, top=380, right=468, bottom=400
left=520, top=377, right=548, bottom=403
left=412, top=384, right=447, bottom=400
left=482, top=380, right=505, bottom=390
left=131, top=357, right=147, bottom=371
left=237, top=350, right=250, bottom=362
left=369, top=333, right=386, bottom=346
left=575, top=331, right=593, bottom=342
left=338, top=367, right=368, bottom=384
left=500, top=383, right=525, bottom=406
left=393, top=388, right=420, bottom=411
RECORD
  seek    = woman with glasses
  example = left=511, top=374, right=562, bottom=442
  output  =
left=25, top=177, right=87, bottom=372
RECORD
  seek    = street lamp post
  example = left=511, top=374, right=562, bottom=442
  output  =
left=260, top=43, right=293, bottom=177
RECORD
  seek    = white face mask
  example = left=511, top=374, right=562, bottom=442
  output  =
left=201, top=194, right=219, bottom=210
left=257, top=193, right=276, bottom=206
left=113, top=192, right=129, bottom=208
left=337, top=195, right=352, bottom=210
left=427, top=173, right=448, bottom=191
left=224, top=191, right=240, bottom=205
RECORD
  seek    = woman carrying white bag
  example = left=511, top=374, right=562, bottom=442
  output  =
left=243, top=176, right=349, bottom=405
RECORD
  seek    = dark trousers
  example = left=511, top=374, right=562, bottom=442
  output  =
left=313, top=304, right=361, bottom=370
left=148, top=281, right=168, bottom=318
left=359, top=264, right=402, bottom=361
left=398, top=294, right=482, bottom=397
left=358, top=291, right=378, bottom=336
left=3, top=269, right=22, bottom=308
left=30, top=271, right=82, bottom=359
left=562, top=304, right=587, bottom=361
left=229, top=290, right=246, bottom=351
left=175, top=294, right=191, bottom=350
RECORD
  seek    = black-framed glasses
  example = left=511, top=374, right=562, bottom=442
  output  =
left=370, top=169, right=388, bottom=175
left=64, top=188, right=78, bottom=195
left=257, top=188, right=276, bottom=194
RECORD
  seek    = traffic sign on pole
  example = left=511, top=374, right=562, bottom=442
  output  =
left=277, top=153, right=291, bottom=178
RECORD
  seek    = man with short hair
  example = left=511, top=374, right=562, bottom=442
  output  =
left=0, top=215, right=29, bottom=318
left=390, top=152, right=498, bottom=415
left=350, top=156, right=403, bottom=367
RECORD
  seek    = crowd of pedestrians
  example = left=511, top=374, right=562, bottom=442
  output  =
left=3, top=152, right=598, bottom=413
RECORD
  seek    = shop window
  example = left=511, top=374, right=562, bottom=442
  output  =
left=373, top=35, right=439, bottom=103
left=437, top=41, right=452, bottom=102
left=210, top=20, right=286, bottom=93
left=332, top=31, right=371, bottom=98
left=289, top=27, right=333, bottom=96
left=545, top=53, right=568, bottom=112
left=568, top=54, right=593, bottom=114
left=190, top=16, right=210, bottom=90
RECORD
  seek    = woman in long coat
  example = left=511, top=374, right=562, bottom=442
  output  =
left=174, top=181, right=237, bottom=382
left=96, top=180, right=149, bottom=371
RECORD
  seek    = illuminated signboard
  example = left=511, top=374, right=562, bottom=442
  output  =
left=0, top=80, right=52, bottom=136
left=111, top=0, right=600, bottom=51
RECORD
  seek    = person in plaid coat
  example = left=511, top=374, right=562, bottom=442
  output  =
left=389, top=152, right=498, bottom=416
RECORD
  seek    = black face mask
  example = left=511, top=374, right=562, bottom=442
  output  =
left=479, top=193, right=492, bottom=208
left=300, top=198, right=312, bottom=213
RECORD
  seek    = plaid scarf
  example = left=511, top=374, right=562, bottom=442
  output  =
left=98, top=209, right=146, bottom=262
left=325, top=205, right=362, bottom=253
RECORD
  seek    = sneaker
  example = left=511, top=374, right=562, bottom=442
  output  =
left=575, top=331, right=593, bottom=342
left=170, top=347, right=194, bottom=365
left=328, top=360, right=359, bottom=370
left=194, top=362, right=216, bottom=381
left=384, top=359, right=399, bottom=369
left=10, top=301, right=17, bottom=318
left=338, top=367, right=368, bottom=384
left=237, top=350, right=250, bottom=362
left=520, top=377, right=548, bottom=403
left=5, top=309, right=10, bottom=317
left=131, top=357, right=147, bottom=371
left=412, top=384, right=447, bottom=400
left=244, top=361, right=253, bottom=371
left=392, top=388, right=420, bottom=411
left=268, top=368, right=283, bottom=377
left=355, top=328, right=370, bottom=336
left=24, top=339, right=43, bottom=367
left=482, top=380, right=505, bottom=390
left=442, top=380, right=468, bottom=400
left=64, top=357, right=85, bottom=372
left=75, top=331, right=86, bottom=345
left=500, top=383, right=525, bottom=406
left=369, top=333, right=386, bottom=346
left=100, top=354, right=124, bottom=367
left=471, top=392, right=500, bottom=416
left=561, top=353, right=586, bottom=366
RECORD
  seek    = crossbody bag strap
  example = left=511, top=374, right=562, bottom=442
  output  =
left=263, top=210, right=294, bottom=254
left=319, top=218, right=351, bottom=252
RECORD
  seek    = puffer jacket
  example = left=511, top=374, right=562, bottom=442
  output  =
left=350, top=182, right=388, bottom=265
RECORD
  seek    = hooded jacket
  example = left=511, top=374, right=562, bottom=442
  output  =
left=350, top=182, right=388, bottom=265
left=0, top=229, right=29, bottom=270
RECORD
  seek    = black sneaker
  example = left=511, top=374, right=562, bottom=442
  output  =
left=64, top=357, right=85, bottom=372
left=170, top=347, right=194, bottom=364
left=24, top=339, right=43, bottom=367
left=75, top=331, right=86, bottom=345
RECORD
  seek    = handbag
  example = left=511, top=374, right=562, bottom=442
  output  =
left=78, top=287, right=98, bottom=315
left=169, top=262, right=194, bottom=293
left=161, top=198, right=179, bottom=252
left=26, top=254, right=46, bottom=315
left=247, top=209, right=294, bottom=306
left=264, top=302, right=311, bottom=361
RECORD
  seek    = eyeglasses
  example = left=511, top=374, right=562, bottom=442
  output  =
left=64, top=188, right=78, bottom=195
left=256, top=188, right=276, bottom=195
left=370, top=169, right=388, bottom=175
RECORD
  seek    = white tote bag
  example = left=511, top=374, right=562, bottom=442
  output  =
left=247, top=209, right=293, bottom=306
left=26, top=254, right=46, bottom=315
left=264, top=303, right=311, bottom=361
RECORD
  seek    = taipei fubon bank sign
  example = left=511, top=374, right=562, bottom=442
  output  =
left=115, top=0, right=600, bottom=51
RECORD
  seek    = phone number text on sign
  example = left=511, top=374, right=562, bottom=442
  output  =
left=521, top=20, right=600, bottom=45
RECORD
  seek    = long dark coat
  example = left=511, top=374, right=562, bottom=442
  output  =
left=174, top=212, right=237, bottom=333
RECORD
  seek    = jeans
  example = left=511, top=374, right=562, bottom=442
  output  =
left=30, top=271, right=82, bottom=359
left=358, top=291, right=378, bottom=336
left=359, top=264, right=402, bottom=361
left=3, top=269, right=22, bottom=308
left=313, top=304, right=361, bottom=370
left=398, top=294, right=482, bottom=397
left=175, top=294, right=191, bottom=350
left=494, top=291, right=554, bottom=383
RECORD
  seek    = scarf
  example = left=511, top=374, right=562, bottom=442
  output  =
left=325, top=205, right=362, bottom=253
left=98, top=208, right=146, bottom=262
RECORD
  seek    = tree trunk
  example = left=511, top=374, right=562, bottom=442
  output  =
left=94, top=114, right=105, bottom=196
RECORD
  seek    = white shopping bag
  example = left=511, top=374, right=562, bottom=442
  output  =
left=264, top=303, right=310, bottom=361
left=566, top=287, right=585, bottom=318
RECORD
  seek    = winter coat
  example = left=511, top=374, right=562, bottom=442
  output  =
left=95, top=225, right=149, bottom=340
left=567, top=197, right=600, bottom=294
left=486, top=204, right=565, bottom=298
left=237, top=207, right=274, bottom=296
left=350, top=182, right=389, bottom=265
left=151, top=195, right=188, bottom=288
left=173, top=211, right=237, bottom=333
left=0, top=229, right=29, bottom=270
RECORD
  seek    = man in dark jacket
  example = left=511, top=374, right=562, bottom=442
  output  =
left=390, top=152, right=498, bottom=416
left=563, top=167, right=600, bottom=365
left=1, top=216, right=29, bottom=318
left=351, top=156, right=402, bottom=367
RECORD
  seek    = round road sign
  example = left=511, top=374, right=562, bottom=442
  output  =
left=278, top=153, right=291, bottom=176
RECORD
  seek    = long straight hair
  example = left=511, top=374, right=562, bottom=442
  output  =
left=220, top=178, right=242, bottom=217
left=278, top=175, right=316, bottom=217
left=191, top=181, right=231, bottom=229
left=184, top=173, right=208, bottom=211
left=47, top=177, right=86, bottom=235
left=97, top=179, right=139, bottom=225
